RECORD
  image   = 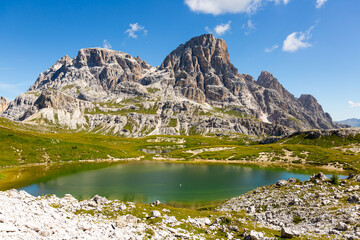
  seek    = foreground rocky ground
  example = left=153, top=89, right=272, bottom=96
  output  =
left=219, top=173, right=360, bottom=239
left=0, top=173, right=359, bottom=239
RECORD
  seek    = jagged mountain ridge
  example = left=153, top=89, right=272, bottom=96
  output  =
left=2, top=34, right=339, bottom=137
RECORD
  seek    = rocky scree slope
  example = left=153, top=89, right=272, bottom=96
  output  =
left=218, top=173, right=360, bottom=239
left=2, top=34, right=339, bottom=137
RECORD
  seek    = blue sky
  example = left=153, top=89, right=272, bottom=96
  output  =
left=0, top=0, right=359, bottom=120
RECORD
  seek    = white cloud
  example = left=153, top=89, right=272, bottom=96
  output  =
left=242, top=19, right=256, bottom=35
left=215, top=21, right=232, bottom=35
left=272, top=0, right=290, bottom=5
left=282, top=25, right=315, bottom=52
left=102, top=40, right=112, bottom=49
left=185, top=0, right=289, bottom=15
left=315, top=0, right=328, bottom=8
left=125, top=23, right=147, bottom=39
left=206, top=21, right=231, bottom=36
left=348, top=101, right=360, bottom=108
left=265, top=44, right=279, bottom=52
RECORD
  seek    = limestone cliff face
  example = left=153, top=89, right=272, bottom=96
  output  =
left=2, top=34, right=341, bottom=137
left=0, top=97, right=9, bottom=114
left=29, top=48, right=151, bottom=95
left=256, top=71, right=294, bottom=101
left=160, top=34, right=249, bottom=105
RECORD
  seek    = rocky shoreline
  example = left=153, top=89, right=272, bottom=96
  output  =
left=218, top=173, right=360, bottom=239
left=0, top=173, right=359, bottom=239
left=0, top=190, right=206, bottom=240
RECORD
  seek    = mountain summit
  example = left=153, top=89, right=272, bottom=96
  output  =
left=2, top=34, right=340, bottom=137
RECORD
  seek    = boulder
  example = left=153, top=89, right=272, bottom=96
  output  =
left=309, top=172, right=328, bottom=181
left=115, top=215, right=137, bottom=228
left=0, top=223, right=17, bottom=232
left=243, top=230, right=264, bottom=240
left=229, top=225, right=239, bottom=232
left=281, top=227, right=300, bottom=238
left=335, top=222, right=349, bottom=231
left=150, top=210, right=161, bottom=218
left=287, top=178, right=298, bottom=183
left=150, top=200, right=161, bottom=207
left=91, top=195, right=108, bottom=205
left=347, top=194, right=360, bottom=204
left=247, top=206, right=256, bottom=214
left=276, top=180, right=288, bottom=187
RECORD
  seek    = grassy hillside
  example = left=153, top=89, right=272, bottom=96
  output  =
left=0, top=117, right=360, bottom=172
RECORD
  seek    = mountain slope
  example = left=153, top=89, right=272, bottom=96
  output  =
left=2, top=34, right=340, bottom=137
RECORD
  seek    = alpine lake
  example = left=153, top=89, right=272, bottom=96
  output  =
left=0, top=161, right=343, bottom=208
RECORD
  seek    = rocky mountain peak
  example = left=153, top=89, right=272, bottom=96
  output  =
left=299, top=94, right=322, bottom=112
left=0, top=96, right=9, bottom=114
left=29, top=47, right=152, bottom=93
left=161, top=34, right=236, bottom=76
left=159, top=34, right=244, bottom=104
left=2, top=34, right=341, bottom=137
left=74, top=48, right=150, bottom=69
left=256, top=71, right=294, bottom=100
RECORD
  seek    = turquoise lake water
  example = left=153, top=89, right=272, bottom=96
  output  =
left=20, top=162, right=328, bottom=206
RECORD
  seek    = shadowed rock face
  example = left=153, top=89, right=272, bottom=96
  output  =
left=0, top=97, right=9, bottom=113
left=160, top=34, right=246, bottom=104
left=2, top=34, right=341, bottom=136
left=256, top=71, right=294, bottom=100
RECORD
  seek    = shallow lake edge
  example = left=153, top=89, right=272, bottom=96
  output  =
left=0, top=158, right=347, bottom=193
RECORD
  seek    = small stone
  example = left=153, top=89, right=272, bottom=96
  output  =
left=287, top=178, right=298, bottom=183
left=289, top=198, right=303, bottom=206
left=244, top=230, right=264, bottom=240
left=335, top=222, right=349, bottom=231
left=0, top=223, right=17, bottom=232
left=226, top=232, right=233, bottom=239
left=276, top=180, right=288, bottom=187
left=91, top=195, right=108, bottom=205
left=39, top=230, right=51, bottom=237
left=116, top=215, right=137, bottom=228
left=174, top=233, right=191, bottom=239
left=118, top=203, right=127, bottom=210
left=345, top=217, right=357, bottom=225
left=247, top=206, right=256, bottom=214
left=151, top=210, right=161, bottom=218
left=281, top=227, right=300, bottom=238
left=347, top=195, right=360, bottom=204
left=348, top=173, right=356, bottom=179
left=229, top=225, right=239, bottom=232
left=309, top=172, right=329, bottom=181
left=77, top=222, right=92, bottom=231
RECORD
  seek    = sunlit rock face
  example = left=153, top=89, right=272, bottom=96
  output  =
left=0, top=96, right=9, bottom=114
left=2, top=34, right=340, bottom=137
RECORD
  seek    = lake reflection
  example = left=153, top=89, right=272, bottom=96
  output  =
left=20, top=162, right=316, bottom=206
